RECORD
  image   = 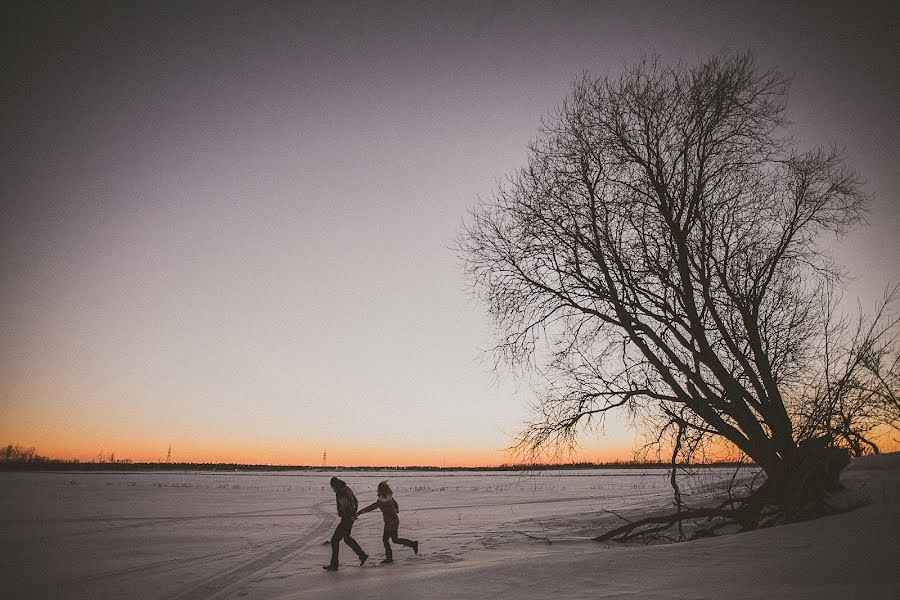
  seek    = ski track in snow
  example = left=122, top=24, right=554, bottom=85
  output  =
left=22, top=509, right=318, bottom=541
left=172, top=500, right=336, bottom=600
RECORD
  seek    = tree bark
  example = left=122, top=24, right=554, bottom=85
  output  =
left=755, top=438, right=850, bottom=521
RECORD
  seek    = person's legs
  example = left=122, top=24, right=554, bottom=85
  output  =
left=388, top=529, right=417, bottom=552
left=392, top=529, right=416, bottom=549
left=341, top=519, right=367, bottom=563
left=381, top=530, right=394, bottom=561
left=327, top=521, right=348, bottom=568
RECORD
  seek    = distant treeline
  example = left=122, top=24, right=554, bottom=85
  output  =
left=2, top=444, right=49, bottom=464
left=1, top=445, right=753, bottom=472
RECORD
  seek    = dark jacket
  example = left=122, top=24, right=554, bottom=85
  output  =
left=331, top=478, right=358, bottom=519
left=358, top=494, right=400, bottom=531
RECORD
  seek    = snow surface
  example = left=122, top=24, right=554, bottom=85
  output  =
left=1, top=456, right=897, bottom=599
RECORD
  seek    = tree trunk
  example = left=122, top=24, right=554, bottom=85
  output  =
left=755, top=438, right=850, bottom=522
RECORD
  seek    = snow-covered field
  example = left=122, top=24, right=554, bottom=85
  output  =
left=1, top=458, right=897, bottom=599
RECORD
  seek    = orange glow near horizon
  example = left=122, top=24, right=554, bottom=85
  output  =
left=7, top=396, right=896, bottom=468
left=9, top=427, right=899, bottom=468
left=23, top=445, right=643, bottom=468
left=10, top=435, right=641, bottom=468
left=1, top=396, right=641, bottom=467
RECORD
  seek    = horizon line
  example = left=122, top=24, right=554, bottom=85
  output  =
left=0, top=457, right=757, bottom=471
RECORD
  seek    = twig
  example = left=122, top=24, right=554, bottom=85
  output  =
left=514, top=530, right=550, bottom=543
left=537, top=520, right=552, bottom=544
left=601, top=508, right=633, bottom=523
left=593, top=508, right=731, bottom=542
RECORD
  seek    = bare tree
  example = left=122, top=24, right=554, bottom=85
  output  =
left=459, top=53, right=898, bottom=526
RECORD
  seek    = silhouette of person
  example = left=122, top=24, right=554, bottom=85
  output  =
left=323, top=477, right=368, bottom=571
left=356, top=480, right=418, bottom=563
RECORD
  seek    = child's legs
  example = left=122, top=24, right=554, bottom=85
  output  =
left=382, top=530, right=394, bottom=560
left=386, top=529, right=415, bottom=549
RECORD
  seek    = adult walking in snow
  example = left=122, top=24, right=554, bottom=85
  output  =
left=324, top=477, right=368, bottom=571
left=356, top=480, right=418, bottom=563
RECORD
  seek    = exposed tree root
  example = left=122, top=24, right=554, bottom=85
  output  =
left=593, top=474, right=861, bottom=544
left=593, top=507, right=736, bottom=542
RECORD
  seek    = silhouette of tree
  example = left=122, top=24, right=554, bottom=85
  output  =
left=459, top=52, right=898, bottom=525
left=1, top=444, right=43, bottom=463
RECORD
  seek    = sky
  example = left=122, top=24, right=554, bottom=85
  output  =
left=1, top=1, right=898, bottom=466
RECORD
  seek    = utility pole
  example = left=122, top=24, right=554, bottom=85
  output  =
left=322, top=450, right=327, bottom=468
left=166, top=445, right=172, bottom=464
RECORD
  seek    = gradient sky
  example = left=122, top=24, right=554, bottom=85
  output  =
left=2, top=1, right=898, bottom=466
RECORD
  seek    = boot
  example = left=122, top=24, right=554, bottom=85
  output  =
left=323, top=564, right=339, bottom=571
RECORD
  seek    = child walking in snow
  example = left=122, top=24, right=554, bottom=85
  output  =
left=356, top=481, right=419, bottom=563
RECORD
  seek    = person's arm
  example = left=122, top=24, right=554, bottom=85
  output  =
left=392, top=498, right=399, bottom=513
left=356, top=501, right=379, bottom=516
